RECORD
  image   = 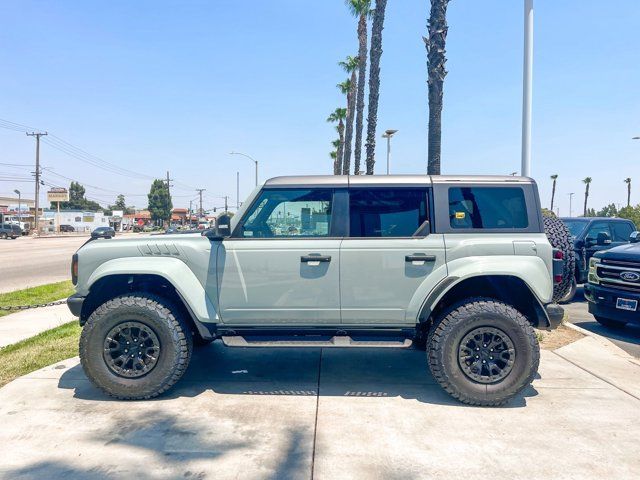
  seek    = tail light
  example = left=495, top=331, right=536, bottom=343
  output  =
left=554, top=274, right=563, bottom=284
left=553, top=249, right=564, bottom=260
left=71, top=254, right=78, bottom=285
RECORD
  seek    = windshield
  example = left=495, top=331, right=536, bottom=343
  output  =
left=562, top=219, right=588, bottom=237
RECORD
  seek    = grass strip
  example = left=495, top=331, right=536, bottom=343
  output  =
left=0, top=321, right=81, bottom=388
left=0, top=281, right=74, bottom=318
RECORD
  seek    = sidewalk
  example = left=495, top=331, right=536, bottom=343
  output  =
left=0, top=303, right=76, bottom=348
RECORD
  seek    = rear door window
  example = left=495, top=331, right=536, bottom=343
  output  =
left=611, top=222, right=634, bottom=242
left=349, top=188, right=429, bottom=237
left=448, top=187, right=528, bottom=229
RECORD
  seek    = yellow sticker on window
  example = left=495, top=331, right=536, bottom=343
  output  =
left=455, top=212, right=466, bottom=219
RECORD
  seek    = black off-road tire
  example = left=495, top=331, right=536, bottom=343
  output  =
left=543, top=214, right=576, bottom=303
left=0, top=232, right=6, bottom=239
left=428, top=298, right=540, bottom=407
left=594, top=316, right=627, bottom=330
left=79, top=293, right=192, bottom=400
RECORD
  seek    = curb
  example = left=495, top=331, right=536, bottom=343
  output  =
left=563, top=321, right=640, bottom=366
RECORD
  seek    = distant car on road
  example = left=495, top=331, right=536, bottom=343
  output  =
left=559, top=217, right=638, bottom=302
left=91, top=226, right=115, bottom=239
left=0, top=223, right=20, bottom=239
left=585, top=234, right=640, bottom=329
left=60, top=224, right=75, bottom=232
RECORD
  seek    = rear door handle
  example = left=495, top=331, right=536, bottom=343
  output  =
left=405, top=254, right=436, bottom=263
left=301, top=255, right=332, bottom=263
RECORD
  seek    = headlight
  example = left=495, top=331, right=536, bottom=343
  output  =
left=588, top=258, right=599, bottom=284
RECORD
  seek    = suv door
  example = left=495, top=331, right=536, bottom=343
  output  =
left=584, top=221, right=618, bottom=261
left=339, top=187, right=446, bottom=324
left=217, top=188, right=341, bottom=324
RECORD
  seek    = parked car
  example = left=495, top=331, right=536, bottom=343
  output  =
left=60, top=224, right=75, bottom=232
left=584, top=233, right=640, bottom=329
left=68, top=175, right=566, bottom=406
left=0, top=223, right=21, bottom=239
left=559, top=217, right=638, bottom=302
left=91, top=226, right=115, bottom=239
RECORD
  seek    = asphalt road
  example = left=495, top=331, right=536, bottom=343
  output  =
left=0, top=236, right=88, bottom=293
left=563, top=286, right=640, bottom=358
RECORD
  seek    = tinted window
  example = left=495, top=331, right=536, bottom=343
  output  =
left=240, top=189, right=332, bottom=238
left=612, top=222, right=634, bottom=242
left=449, top=187, right=528, bottom=229
left=585, top=222, right=611, bottom=240
left=563, top=219, right=589, bottom=237
left=349, top=188, right=428, bottom=237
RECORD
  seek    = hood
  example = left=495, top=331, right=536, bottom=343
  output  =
left=593, top=243, right=640, bottom=261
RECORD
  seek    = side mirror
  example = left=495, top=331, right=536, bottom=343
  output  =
left=202, top=213, right=232, bottom=241
left=584, top=237, right=595, bottom=247
left=596, top=232, right=611, bottom=246
left=630, top=231, right=640, bottom=243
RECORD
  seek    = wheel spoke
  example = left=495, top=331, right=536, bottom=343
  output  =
left=103, top=321, right=160, bottom=378
left=458, top=327, right=516, bottom=384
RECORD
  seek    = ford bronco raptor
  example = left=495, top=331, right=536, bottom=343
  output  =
left=68, top=175, right=565, bottom=406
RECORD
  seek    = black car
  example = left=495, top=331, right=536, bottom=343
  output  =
left=584, top=236, right=640, bottom=328
left=0, top=223, right=21, bottom=239
left=560, top=217, right=638, bottom=302
left=60, top=224, right=75, bottom=232
left=91, top=226, right=116, bottom=239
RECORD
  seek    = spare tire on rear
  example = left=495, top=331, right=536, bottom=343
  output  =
left=543, top=214, right=576, bottom=302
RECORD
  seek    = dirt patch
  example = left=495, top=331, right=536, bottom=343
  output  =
left=537, top=324, right=585, bottom=350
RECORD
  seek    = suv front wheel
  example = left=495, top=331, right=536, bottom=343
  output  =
left=428, top=298, right=539, bottom=406
left=79, top=294, right=193, bottom=400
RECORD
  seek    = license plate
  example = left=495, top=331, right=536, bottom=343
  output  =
left=616, top=298, right=638, bottom=312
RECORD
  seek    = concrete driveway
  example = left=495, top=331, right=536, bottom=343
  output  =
left=1, top=340, right=640, bottom=479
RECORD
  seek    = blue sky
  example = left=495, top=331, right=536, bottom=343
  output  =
left=1, top=0, right=639, bottom=215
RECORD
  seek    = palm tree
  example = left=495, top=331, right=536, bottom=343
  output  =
left=331, top=138, right=342, bottom=175
left=550, top=174, right=558, bottom=211
left=327, top=108, right=347, bottom=174
left=337, top=79, right=352, bottom=172
left=364, top=0, right=388, bottom=175
left=624, top=178, right=632, bottom=207
left=330, top=151, right=339, bottom=175
left=425, top=0, right=451, bottom=175
left=338, top=55, right=359, bottom=174
left=346, top=0, right=371, bottom=176
left=582, top=177, right=592, bottom=216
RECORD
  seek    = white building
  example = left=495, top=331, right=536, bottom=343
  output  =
left=42, top=210, right=110, bottom=233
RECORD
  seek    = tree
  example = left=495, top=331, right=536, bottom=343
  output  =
left=582, top=177, right=592, bottom=217
left=550, top=174, right=558, bottom=211
left=330, top=151, right=339, bottom=175
left=346, top=0, right=371, bottom=176
left=339, top=55, right=359, bottom=174
left=327, top=108, right=347, bottom=175
left=337, top=79, right=352, bottom=171
left=53, top=181, right=102, bottom=211
left=331, top=139, right=342, bottom=175
left=596, top=203, right=618, bottom=217
left=425, top=0, right=451, bottom=175
left=364, top=0, right=388, bottom=175
left=624, top=178, right=632, bottom=207
left=108, top=194, right=132, bottom=215
left=618, top=204, right=640, bottom=228
left=147, top=179, right=172, bottom=225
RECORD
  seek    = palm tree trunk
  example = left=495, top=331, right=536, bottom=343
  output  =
left=354, top=13, right=368, bottom=175
left=337, top=120, right=346, bottom=174
left=551, top=179, right=556, bottom=211
left=628, top=181, right=632, bottom=207
left=583, top=184, right=589, bottom=216
left=333, top=154, right=341, bottom=175
left=343, top=70, right=357, bottom=174
left=364, top=0, right=388, bottom=175
left=425, top=0, right=450, bottom=175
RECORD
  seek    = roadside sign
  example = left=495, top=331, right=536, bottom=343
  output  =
left=47, top=188, right=69, bottom=202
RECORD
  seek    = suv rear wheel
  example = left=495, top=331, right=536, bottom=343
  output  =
left=79, top=294, right=192, bottom=400
left=427, top=298, right=539, bottom=406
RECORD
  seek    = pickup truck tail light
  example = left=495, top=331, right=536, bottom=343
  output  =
left=71, top=254, right=78, bottom=285
left=552, top=248, right=564, bottom=284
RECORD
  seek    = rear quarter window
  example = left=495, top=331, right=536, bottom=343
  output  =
left=449, top=187, right=528, bottom=229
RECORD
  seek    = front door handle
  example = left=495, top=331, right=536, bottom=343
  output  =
left=405, top=254, right=436, bottom=263
left=301, top=255, right=332, bottom=263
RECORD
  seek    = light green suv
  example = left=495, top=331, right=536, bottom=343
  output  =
left=68, top=175, right=564, bottom=406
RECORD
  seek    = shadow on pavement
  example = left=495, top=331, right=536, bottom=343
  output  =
left=59, top=343, right=537, bottom=408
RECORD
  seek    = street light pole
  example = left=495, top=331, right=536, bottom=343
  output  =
left=381, top=129, right=398, bottom=175
left=521, top=0, right=534, bottom=178
left=568, top=192, right=575, bottom=218
left=230, top=151, right=258, bottom=186
left=14, top=189, right=21, bottom=227
left=236, top=171, right=240, bottom=209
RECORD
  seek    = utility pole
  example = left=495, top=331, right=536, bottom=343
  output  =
left=521, top=0, right=534, bottom=177
left=27, top=132, right=47, bottom=234
left=188, top=199, right=192, bottom=226
left=236, top=172, right=240, bottom=209
left=224, top=195, right=228, bottom=213
left=568, top=192, right=575, bottom=218
left=196, top=189, right=205, bottom=219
